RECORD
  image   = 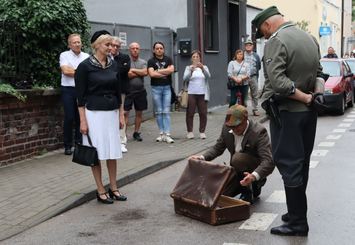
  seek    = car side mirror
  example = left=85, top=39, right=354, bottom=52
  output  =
left=344, top=73, right=353, bottom=78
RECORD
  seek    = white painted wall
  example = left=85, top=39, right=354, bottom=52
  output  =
left=83, top=0, right=188, bottom=30
left=246, top=6, right=265, bottom=90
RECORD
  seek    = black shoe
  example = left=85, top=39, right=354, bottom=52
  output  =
left=64, top=147, right=72, bottom=155
left=240, top=189, right=253, bottom=204
left=96, top=192, right=114, bottom=204
left=252, top=178, right=267, bottom=198
left=108, top=188, right=127, bottom=201
left=133, top=132, right=143, bottom=141
left=270, top=223, right=309, bottom=236
left=281, top=213, right=290, bottom=222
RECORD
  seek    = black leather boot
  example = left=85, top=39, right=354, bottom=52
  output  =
left=271, top=186, right=309, bottom=236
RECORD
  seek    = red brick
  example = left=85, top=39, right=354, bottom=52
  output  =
left=3, top=140, right=15, bottom=147
left=0, top=154, right=11, bottom=161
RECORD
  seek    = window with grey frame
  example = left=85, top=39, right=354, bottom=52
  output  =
left=204, top=0, right=219, bottom=52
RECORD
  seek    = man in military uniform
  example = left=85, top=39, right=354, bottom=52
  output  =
left=252, top=6, right=324, bottom=236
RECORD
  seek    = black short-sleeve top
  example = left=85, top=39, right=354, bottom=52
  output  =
left=75, top=55, right=121, bottom=111
left=147, top=55, right=173, bottom=86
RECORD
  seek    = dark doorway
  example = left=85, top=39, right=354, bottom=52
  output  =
left=228, top=2, right=240, bottom=61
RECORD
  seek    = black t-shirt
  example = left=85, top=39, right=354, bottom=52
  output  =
left=75, top=56, right=121, bottom=111
left=147, top=55, right=173, bottom=86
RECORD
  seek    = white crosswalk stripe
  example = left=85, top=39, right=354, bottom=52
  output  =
left=326, top=134, right=342, bottom=140
left=318, top=141, right=335, bottom=147
left=265, top=190, right=286, bottom=203
left=239, top=212, right=278, bottom=231
left=223, top=243, right=249, bottom=245
left=343, top=118, right=355, bottom=122
left=338, top=123, right=351, bottom=127
left=346, top=114, right=355, bottom=117
left=310, top=160, right=319, bottom=168
left=311, top=149, right=328, bottom=156
left=332, top=128, right=346, bottom=133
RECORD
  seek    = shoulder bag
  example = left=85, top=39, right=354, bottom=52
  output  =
left=178, top=80, right=189, bottom=108
left=227, top=61, right=244, bottom=90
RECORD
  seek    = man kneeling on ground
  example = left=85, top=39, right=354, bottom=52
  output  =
left=189, top=105, right=274, bottom=203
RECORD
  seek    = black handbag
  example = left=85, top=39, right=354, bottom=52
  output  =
left=72, top=134, right=99, bottom=167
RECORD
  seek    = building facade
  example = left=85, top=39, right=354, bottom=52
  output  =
left=83, top=0, right=248, bottom=110
left=248, top=0, right=353, bottom=57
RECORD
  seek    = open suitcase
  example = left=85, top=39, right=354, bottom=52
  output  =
left=170, top=159, right=250, bottom=225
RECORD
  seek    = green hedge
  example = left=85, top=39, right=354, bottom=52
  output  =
left=0, top=0, right=90, bottom=88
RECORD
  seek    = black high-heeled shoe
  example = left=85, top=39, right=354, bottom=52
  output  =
left=96, top=191, right=114, bottom=204
left=108, top=188, right=127, bottom=201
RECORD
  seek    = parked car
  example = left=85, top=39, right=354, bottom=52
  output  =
left=344, top=58, right=355, bottom=92
left=319, top=58, right=354, bottom=115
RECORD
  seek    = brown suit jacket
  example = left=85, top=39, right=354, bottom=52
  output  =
left=203, top=120, right=274, bottom=179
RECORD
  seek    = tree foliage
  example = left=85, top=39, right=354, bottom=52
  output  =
left=0, top=0, right=90, bottom=88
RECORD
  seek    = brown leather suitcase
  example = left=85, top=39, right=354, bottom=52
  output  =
left=170, top=159, right=250, bottom=225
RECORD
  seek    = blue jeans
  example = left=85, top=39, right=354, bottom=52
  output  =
left=61, top=86, right=81, bottom=148
left=151, top=85, right=171, bottom=134
left=230, top=85, right=249, bottom=107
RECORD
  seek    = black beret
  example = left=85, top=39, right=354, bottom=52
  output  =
left=90, top=30, right=111, bottom=44
left=251, top=6, right=282, bottom=39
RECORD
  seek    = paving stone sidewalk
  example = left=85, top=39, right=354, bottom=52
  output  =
left=0, top=105, right=267, bottom=241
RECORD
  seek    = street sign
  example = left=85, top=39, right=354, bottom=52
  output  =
left=319, top=26, right=332, bottom=36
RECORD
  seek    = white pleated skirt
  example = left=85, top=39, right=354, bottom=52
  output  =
left=83, top=109, right=122, bottom=160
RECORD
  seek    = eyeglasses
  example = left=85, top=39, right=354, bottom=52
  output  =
left=112, top=44, right=120, bottom=48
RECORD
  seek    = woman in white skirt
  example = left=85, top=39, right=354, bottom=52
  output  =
left=75, top=30, right=127, bottom=204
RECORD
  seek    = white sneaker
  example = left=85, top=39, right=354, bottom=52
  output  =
left=165, top=134, right=174, bottom=144
left=187, top=132, right=194, bottom=139
left=121, top=144, right=128, bottom=153
left=156, top=134, right=164, bottom=142
left=200, top=133, right=206, bottom=139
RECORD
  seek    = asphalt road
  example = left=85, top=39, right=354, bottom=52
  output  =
left=3, top=109, right=355, bottom=245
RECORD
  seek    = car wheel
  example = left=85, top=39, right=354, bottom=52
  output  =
left=347, top=93, right=354, bottom=108
left=337, top=96, right=345, bottom=115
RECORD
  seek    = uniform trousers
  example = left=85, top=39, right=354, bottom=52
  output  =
left=269, top=110, right=317, bottom=225
left=269, top=110, right=317, bottom=188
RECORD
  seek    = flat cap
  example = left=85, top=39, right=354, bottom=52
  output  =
left=225, top=105, right=248, bottom=127
left=244, top=39, right=253, bottom=45
left=251, top=6, right=282, bottom=39
left=90, top=30, right=111, bottom=44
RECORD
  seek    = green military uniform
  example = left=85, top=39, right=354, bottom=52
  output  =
left=262, top=22, right=323, bottom=112
left=262, top=21, right=322, bottom=186
left=253, top=6, right=323, bottom=236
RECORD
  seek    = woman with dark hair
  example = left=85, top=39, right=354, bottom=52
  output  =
left=75, top=30, right=127, bottom=204
left=227, top=49, right=250, bottom=107
left=147, top=41, right=175, bottom=143
left=183, top=50, right=211, bottom=139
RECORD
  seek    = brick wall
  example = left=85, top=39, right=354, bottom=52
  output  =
left=0, top=89, right=63, bottom=166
